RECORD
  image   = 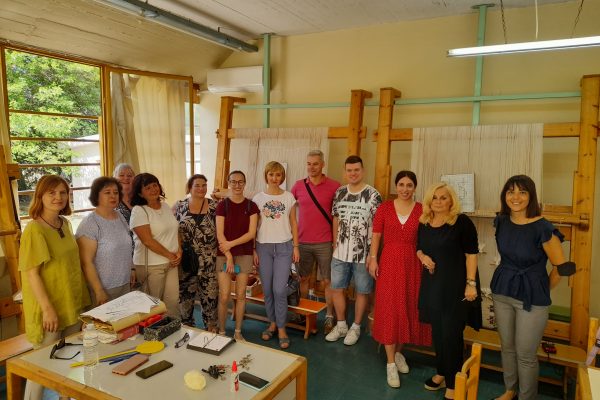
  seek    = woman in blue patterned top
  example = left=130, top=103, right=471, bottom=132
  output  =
left=491, top=175, right=572, bottom=400
left=77, top=177, right=134, bottom=305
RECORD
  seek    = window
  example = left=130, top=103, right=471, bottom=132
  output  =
left=5, top=48, right=103, bottom=226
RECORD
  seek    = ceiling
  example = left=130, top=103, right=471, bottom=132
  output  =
left=0, top=0, right=576, bottom=82
left=147, top=0, right=574, bottom=39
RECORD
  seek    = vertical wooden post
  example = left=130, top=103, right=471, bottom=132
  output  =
left=214, top=96, right=246, bottom=190
left=0, top=147, right=23, bottom=331
left=100, top=66, right=112, bottom=175
left=570, top=75, right=599, bottom=348
left=347, top=90, right=372, bottom=156
left=374, top=88, right=402, bottom=198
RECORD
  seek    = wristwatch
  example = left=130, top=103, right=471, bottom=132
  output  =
left=466, top=279, right=477, bottom=287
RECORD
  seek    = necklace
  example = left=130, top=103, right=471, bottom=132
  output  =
left=40, top=215, right=65, bottom=238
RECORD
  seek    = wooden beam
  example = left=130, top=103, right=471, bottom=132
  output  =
left=326, top=126, right=367, bottom=139
left=228, top=126, right=368, bottom=139
left=374, top=88, right=401, bottom=199
left=543, top=122, right=581, bottom=137
left=373, top=122, right=581, bottom=141
left=214, top=96, right=246, bottom=190
left=570, top=75, right=599, bottom=349
left=0, top=147, right=23, bottom=331
left=346, top=89, right=372, bottom=156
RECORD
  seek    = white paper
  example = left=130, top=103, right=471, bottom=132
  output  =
left=81, top=291, right=159, bottom=322
left=188, top=331, right=233, bottom=352
left=441, top=173, right=475, bottom=213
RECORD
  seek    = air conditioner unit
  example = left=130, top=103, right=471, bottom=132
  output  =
left=207, top=66, right=263, bottom=93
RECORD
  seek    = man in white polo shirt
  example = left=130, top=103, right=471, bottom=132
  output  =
left=291, top=150, right=340, bottom=335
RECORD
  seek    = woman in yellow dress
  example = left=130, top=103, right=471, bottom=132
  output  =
left=18, top=175, right=91, bottom=400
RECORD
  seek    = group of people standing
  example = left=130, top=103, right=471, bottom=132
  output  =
left=18, top=151, right=573, bottom=400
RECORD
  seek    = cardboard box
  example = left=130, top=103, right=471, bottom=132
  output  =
left=232, top=279, right=262, bottom=297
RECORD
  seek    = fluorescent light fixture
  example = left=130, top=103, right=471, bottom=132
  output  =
left=448, top=35, right=600, bottom=57
left=95, top=0, right=258, bottom=52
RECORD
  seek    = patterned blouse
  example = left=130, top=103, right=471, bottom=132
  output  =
left=173, top=198, right=218, bottom=271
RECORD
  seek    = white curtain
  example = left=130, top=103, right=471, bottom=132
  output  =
left=411, top=124, right=543, bottom=289
left=231, top=127, right=329, bottom=194
left=110, top=73, right=188, bottom=201
left=411, top=124, right=543, bottom=211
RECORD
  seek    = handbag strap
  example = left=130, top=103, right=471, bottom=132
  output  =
left=304, top=178, right=332, bottom=226
left=140, top=206, right=150, bottom=292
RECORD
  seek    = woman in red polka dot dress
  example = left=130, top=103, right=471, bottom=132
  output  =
left=368, top=170, right=432, bottom=388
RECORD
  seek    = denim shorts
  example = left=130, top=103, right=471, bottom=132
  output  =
left=330, top=257, right=373, bottom=294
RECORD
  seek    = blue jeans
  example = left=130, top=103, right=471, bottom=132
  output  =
left=330, top=257, right=373, bottom=294
left=256, top=241, right=293, bottom=328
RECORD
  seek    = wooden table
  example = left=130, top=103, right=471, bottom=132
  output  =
left=7, top=327, right=307, bottom=400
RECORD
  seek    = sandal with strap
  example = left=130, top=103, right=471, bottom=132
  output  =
left=234, top=329, right=245, bottom=341
left=261, top=328, right=276, bottom=341
left=279, top=337, right=290, bottom=349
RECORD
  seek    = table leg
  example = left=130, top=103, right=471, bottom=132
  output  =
left=7, top=365, right=24, bottom=400
left=295, top=359, right=308, bottom=400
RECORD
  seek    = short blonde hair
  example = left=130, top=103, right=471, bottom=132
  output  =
left=28, top=175, right=72, bottom=219
left=419, top=182, right=460, bottom=225
left=263, top=161, right=286, bottom=183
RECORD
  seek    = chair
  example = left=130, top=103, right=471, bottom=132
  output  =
left=455, top=342, right=482, bottom=400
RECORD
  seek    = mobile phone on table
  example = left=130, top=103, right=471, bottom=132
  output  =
left=239, top=371, right=269, bottom=390
left=135, top=360, right=173, bottom=379
left=223, top=263, right=241, bottom=274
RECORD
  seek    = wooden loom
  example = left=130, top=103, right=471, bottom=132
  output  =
left=0, top=146, right=23, bottom=330
left=371, top=75, right=600, bottom=349
left=213, top=89, right=372, bottom=190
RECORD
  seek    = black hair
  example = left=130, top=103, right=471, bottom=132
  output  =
left=88, top=177, right=122, bottom=207
left=394, top=170, right=417, bottom=187
left=131, top=173, right=166, bottom=206
left=228, top=170, right=246, bottom=181
left=499, top=174, right=541, bottom=218
left=344, top=155, right=363, bottom=167
left=185, top=174, right=208, bottom=194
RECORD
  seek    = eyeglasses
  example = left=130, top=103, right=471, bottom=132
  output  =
left=228, top=180, right=246, bottom=186
left=49, top=338, right=82, bottom=360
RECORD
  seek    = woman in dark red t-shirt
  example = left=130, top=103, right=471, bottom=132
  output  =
left=216, top=170, right=260, bottom=341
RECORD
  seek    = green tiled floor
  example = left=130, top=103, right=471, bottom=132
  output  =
left=215, top=303, right=568, bottom=400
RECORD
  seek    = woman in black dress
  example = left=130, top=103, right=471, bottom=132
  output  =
left=417, top=182, right=481, bottom=400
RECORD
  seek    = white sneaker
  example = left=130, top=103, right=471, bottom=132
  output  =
left=394, top=352, right=410, bottom=374
left=343, top=326, right=361, bottom=345
left=386, top=363, right=401, bottom=388
left=325, top=325, right=348, bottom=342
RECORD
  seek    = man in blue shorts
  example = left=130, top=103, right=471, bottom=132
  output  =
left=326, top=155, right=381, bottom=346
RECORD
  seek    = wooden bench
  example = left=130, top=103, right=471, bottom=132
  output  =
left=231, top=293, right=326, bottom=339
left=0, top=333, right=33, bottom=384
left=463, top=326, right=587, bottom=398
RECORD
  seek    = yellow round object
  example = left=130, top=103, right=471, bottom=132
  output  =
left=136, top=341, right=165, bottom=354
left=184, top=370, right=207, bottom=391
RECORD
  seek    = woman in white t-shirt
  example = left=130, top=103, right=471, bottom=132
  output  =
left=253, top=161, right=300, bottom=349
left=130, top=173, right=181, bottom=317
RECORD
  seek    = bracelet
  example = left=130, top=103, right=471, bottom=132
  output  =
left=466, top=279, right=477, bottom=287
left=370, top=255, right=377, bottom=258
